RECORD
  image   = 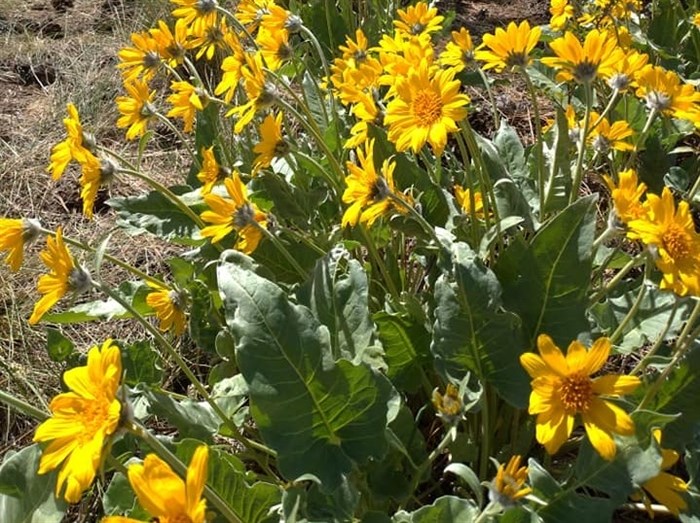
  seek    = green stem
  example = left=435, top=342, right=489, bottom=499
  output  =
left=589, top=251, right=645, bottom=304
left=155, top=112, right=199, bottom=168
left=687, top=170, right=700, bottom=203
left=0, top=390, right=48, bottom=421
left=257, top=224, right=308, bottom=279
left=280, top=225, right=327, bottom=256
left=389, top=194, right=441, bottom=245
left=478, top=68, right=500, bottom=130
left=609, top=282, right=646, bottom=344
left=478, top=388, right=491, bottom=481
left=298, top=24, right=333, bottom=125
left=358, top=224, right=401, bottom=302
left=522, top=71, right=545, bottom=220
left=570, top=82, right=593, bottom=204
left=624, top=107, right=658, bottom=171
left=39, top=227, right=164, bottom=287
left=292, top=149, right=343, bottom=199
left=215, top=5, right=258, bottom=48
left=454, top=131, right=481, bottom=247
left=94, top=280, right=276, bottom=460
left=630, top=298, right=680, bottom=375
left=117, top=167, right=206, bottom=229
left=127, top=421, right=243, bottom=523
left=675, top=298, right=700, bottom=353
left=592, top=225, right=619, bottom=251
left=474, top=501, right=500, bottom=523
left=588, top=88, right=620, bottom=134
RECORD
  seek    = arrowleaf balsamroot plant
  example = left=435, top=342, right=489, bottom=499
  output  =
left=2, top=0, right=700, bottom=521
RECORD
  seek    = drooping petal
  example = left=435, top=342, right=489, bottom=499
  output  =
left=591, top=374, right=641, bottom=396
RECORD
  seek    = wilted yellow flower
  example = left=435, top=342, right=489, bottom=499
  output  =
left=603, top=169, right=647, bottom=224
left=147, top=281, right=187, bottom=336
left=454, top=186, right=488, bottom=220
left=439, top=27, right=474, bottom=72
left=394, top=1, right=444, bottom=37
left=116, top=79, right=156, bottom=141
left=636, top=430, right=689, bottom=517
left=200, top=173, right=268, bottom=254
left=253, top=112, right=288, bottom=174
left=550, top=0, right=574, bottom=31
left=0, top=218, right=41, bottom=271
left=103, top=446, right=208, bottom=523
left=171, top=0, right=218, bottom=37
left=384, top=61, right=469, bottom=155
left=167, top=81, right=206, bottom=133
left=29, top=228, right=91, bottom=325
left=520, top=334, right=640, bottom=460
left=541, top=29, right=623, bottom=84
left=432, top=383, right=463, bottom=421
left=197, top=146, right=228, bottom=195
left=117, top=30, right=161, bottom=82
left=33, top=339, right=122, bottom=503
left=627, top=188, right=700, bottom=296
left=588, top=112, right=634, bottom=153
left=489, top=456, right=532, bottom=506
left=474, top=20, right=541, bottom=72
left=48, top=103, right=92, bottom=181
left=342, top=139, right=412, bottom=227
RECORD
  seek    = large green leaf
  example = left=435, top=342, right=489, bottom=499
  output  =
left=495, top=195, right=597, bottom=347
left=0, top=445, right=66, bottom=523
left=392, top=496, right=479, bottom=522
left=108, top=187, right=202, bottom=244
left=297, top=245, right=382, bottom=368
left=542, top=107, right=573, bottom=214
left=176, top=439, right=282, bottom=523
left=432, top=240, right=529, bottom=407
left=217, top=251, right=393, bottom=489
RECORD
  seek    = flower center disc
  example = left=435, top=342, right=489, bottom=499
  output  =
left=413, top=90, right=443, bottom=126
left=80, top=397, right=112, bottom=443
left=560, top=373, right=593, bottom=413
left=662, top=224, right=691, bottom=259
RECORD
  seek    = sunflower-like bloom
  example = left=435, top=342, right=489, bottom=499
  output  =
left=197, top=146, right=228, bottom=195
left=33, top=339, right=122, bottom=503
left=0, top=217, right=41, bottom=271
left=394, top=1, right=444, bottom=37
left=432, top=383, right=463, bottom=422
left=214, top=43, right=246, bottom=103
left=116, top=79, right=156, bottom=141
left=29, top=228, right=91, bottom=325
left=117, top=30, right=161, bottom=82
left=454, top=186, right=488, bottom=220
left=439, top=27, right=474, bottom=72
left=171, top=0, right=218, bottom=37
left=376, top=31, right=435, bottom=97
left=103, top=445, right=208, bottom=523
left=474, top=20, right=542, bottom=72
left=603, top=169, right=647, bottom=224
left=236, top=0, right=275, bottom=31
left=146, top=282, right=187, bottom=336
left=636, top=430, right=689, bottom=517
left=200, top=174, right=268, bottom=254
left=150, top=19, right=190, bottom=66
left=166, top=81, right=206, bottom=133
left=384, top=61, right=469, bottom=155
left=489, top=456, right=532, bottom=506
left=48, top=103, right=92, bottom=181
left=330, top=29, right=383, bottom=106
left=189, top=17, right=229, bottom=61
left=257, top=27, right=292, bottom=71
left=627, top=188, right=700, bottom=296
left=541, top=29, right=623, bottom=84
left=550, top=0, right=574, bottom=31
left=79, top=154, right=114, bottom=220
left=342, top=139, right=412, bottom=227
left=253, top=112, right=288, bottom=174
left=634, top=65, right=700, bottom=121
left=606, top=49, right=648, bottom=92
left=520, top=334, right=640, bottom=460
left=226, top=52, right=276, bottom=134
left=694, top=12, right=700, bottom=28
left=588, top=112, right=634, bottom=153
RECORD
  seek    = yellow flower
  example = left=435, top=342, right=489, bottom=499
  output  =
left=200, top=174, right=268, bottom=254
left=166, top=81, right=206, bottom=133
left=693, top=12, right=700, bottom=28
left=147, top=282, right=187, bottom=336
left=588, top=112, right=634, bottom=153
left=116, top=79, right=156, bottom=141
left=103, top=446, right=209, bottom=523
left=214, top=44, right=246, bottom=103
left=489, top=455, right=532, bottom=506
left=79, top=154, right=114, bottom=220
left=376, top=32, right=434, bottom=97
left=345, top=92, right=382, bottom=149
left=454, top=186, right=488, bottom=220
left=637, top=430, right=689, bottom=517
left=384, top=61, right=469, bottom=155
left=257, top=27, right=292, bottom=71
left=236, top=0, right=275, bottom=31
left=627, top=188, right=700, bottom=296
left=330, top=29, right=382, bottom=106
left=226, top=52, right=276, bottom=134
left=394, top=1, right=444, bottom=37
left=634, top=65, right=700, bottom=120
left=33, top=339, right=122, bottom=503
left=550, top=0, right=574, bottom=31
left=197, top=146, right=228, bottom=195
left=603, top=169, right=647, bottom=224
left=150, top=19, right=190, bottom=67
left=520, top=334, right=640, bottom=460
left=117, top=30, right=161, bottom=82
left=541, top=29, right=623, bottom=84
left=606, top=49, right=648, bottom=91
left=261, top=3, right=292, bottom=32
left=0, top=218, right=41, bottom=271
left=189, top=17, right=229, bottom=60
left=29, top=227, right=91, bottom=325
left=171, top=0, right=218, bottom=37
left=474, top=20, right=541, bottom=72
left=439, top=27, right=475, bottom=72
left=253, top=112, right=288, bottom=174
left=342, top=139, right=412, bottom=227
left=47, top=103, right=92, bottom=181
left=432, top=383, right=463, bottom=421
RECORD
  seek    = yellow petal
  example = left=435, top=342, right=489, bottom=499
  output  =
left=582, top=337, right=611, bottom=375
left=591, top=374, right=640, bottom=396
left=536, top=334, right=568, bottom=377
